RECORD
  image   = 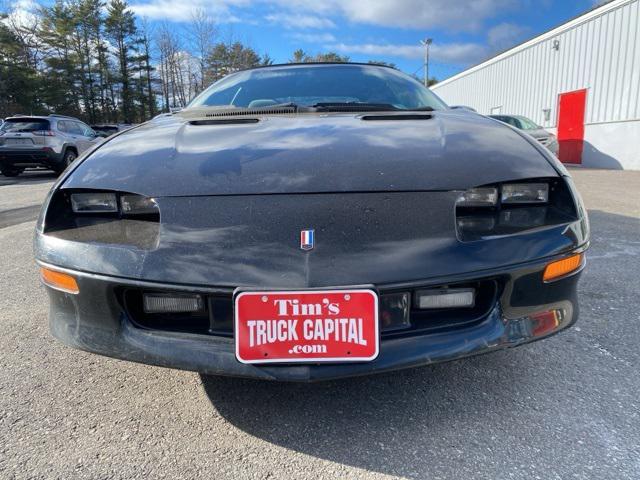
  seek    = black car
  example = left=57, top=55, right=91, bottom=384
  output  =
left=35, top=63, right=589, bottom=381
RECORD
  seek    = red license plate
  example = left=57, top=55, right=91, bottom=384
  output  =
left=234, top=289, right=379, bottom=364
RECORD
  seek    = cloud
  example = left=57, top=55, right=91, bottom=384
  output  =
left=271, top=0, right=516, bottom=31
left=264, top=12, right=335, bottom=29
left=487, top=22, right=530, bottom=50
left=129, top=0, right=515, bottom=31
left=115, top=0, right=529, bottom=67
left=342, top=0, right=514, bottom=31
left=289, top=32, right=336, bottom=43
left=327, top=41, right=489, bottom=66
left=130, top=0, right=247, bottom=22
left=3, top=0, right=38, bottom=28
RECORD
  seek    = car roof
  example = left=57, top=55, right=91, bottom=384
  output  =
left=6, top=115, right=51, bottom=120
left=6, top=114, right=80, bottom=121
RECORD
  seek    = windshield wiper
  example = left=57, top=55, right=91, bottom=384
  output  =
left=249, top=102, right=300, bottom=111
left=311, top=103, right=436, bottom=112
left=311, top=102, right=401, bottom=112
left=221, top=102, right=301, bottom=112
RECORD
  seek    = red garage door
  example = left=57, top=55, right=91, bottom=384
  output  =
left=557, top=89, right=587, bottom=164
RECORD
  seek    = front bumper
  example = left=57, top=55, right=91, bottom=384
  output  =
left=0, top=148, right=63, bottom=170
left=40, top=253, right=584, bottom=382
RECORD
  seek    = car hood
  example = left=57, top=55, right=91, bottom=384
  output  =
left=525, top=128, right=553, bottom=140
left=61, top=110, right=558, bottom=197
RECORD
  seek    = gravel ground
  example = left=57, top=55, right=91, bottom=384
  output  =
left=0, top=168, right=638, bottom=480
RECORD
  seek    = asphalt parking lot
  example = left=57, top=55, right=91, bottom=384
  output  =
left=1, top=168, right=639, bottom=479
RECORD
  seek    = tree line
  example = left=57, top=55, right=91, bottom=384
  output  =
left=0, top=1, right=420, bottom=124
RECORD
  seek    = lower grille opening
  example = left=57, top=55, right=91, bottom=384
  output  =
left=121, top=280, right=499, bottom=339
left=123, top=289, right=213, bottom=334
left=380, top=280, right=499, bottom=338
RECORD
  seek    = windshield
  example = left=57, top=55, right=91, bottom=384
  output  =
left=1, top=118, right=50, bottom=132
left=188, top=64, right=447, bottom=111
left=515, top=116, right=540, bottom=130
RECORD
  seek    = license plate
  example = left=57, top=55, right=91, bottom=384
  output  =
left=6, top=138, right=33, bottom=146
left=235, top=289, right=379, bottom=364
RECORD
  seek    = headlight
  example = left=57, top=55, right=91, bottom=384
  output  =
left=70, top=192, right=158, bottom=215
left=456, top=187, right=498, bottom=207
left=456, top=178, right=582, bottom=242
left=70, top=192, right=118, bottom=213
left=120, top=194, right=159, bottom=215
left=501, top=183, right=549, bottom=204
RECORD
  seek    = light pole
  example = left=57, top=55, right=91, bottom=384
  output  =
left=420, top=38, right=432, bottom=87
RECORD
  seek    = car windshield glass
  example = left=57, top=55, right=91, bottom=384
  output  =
left=516, top=116, right=540, bottom=130
left=187, top=64, right=447, bottom=111
left=0, top=119, right=50, bottom=132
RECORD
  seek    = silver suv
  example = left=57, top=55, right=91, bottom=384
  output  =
left=0, top=114, right=103, bottom=177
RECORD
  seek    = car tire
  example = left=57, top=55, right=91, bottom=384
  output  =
left=1, top=167, right=24, bottom=177
left=56, top=149, right=77, bottom=174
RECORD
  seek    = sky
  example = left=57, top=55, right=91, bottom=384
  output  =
left=10, top=0, right=608, bottom=81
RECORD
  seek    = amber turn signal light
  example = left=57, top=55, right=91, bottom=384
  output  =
left=40, top=267, right=79, bottom=294
left=543, top=254, right=583, bottom=282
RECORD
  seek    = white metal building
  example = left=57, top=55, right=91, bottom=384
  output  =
left=432, top=0, right=640, bottom=170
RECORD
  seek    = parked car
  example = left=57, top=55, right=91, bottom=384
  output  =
left=0, top=114, right=102, bottom=177
left=450, top=105, right=477, bottom=112
left=35, top=63, right=588, bottom=381
left=489, top=114, right=559, bottom=156
left=90, top=124, right=132, bottom=138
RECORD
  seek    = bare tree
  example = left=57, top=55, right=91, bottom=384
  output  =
left=5, top=4, right=44, bottom=70
left=157, top=23, right=177, bottom=109
left=187, top=8, right=217, bottom=93
left=156, top=23, right=197, bottom=109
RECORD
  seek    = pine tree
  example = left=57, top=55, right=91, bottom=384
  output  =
left=105, top=0, right=137, bottom=123
left=38, top=1, right=82, bottom=116
left=0, top=14, right=42, bottom=115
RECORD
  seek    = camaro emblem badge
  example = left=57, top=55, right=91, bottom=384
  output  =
left=300, top=229, right=315, bottom=251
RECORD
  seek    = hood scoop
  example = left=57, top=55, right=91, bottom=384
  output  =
left=361, top=113, right=433, bottom=121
